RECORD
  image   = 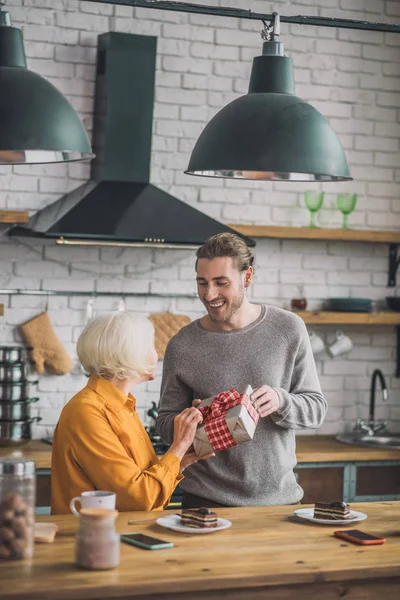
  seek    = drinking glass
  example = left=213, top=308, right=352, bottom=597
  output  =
left=337, top=192, right=357, bottom=229
left=304, top=191, right=324, bottom=228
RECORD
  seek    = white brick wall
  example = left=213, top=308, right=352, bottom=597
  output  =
left=0, top=0, right=399, bottom=438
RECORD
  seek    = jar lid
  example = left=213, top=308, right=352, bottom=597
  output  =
left=0, top=458, right=36, bottom=476
left=80, top=508, right=118, bottom=520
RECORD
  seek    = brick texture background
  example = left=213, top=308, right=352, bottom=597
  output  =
left=0, top=0, right=399, bottom=438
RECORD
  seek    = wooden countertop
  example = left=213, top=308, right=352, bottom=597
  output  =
left=295, top=435, right=400, bottom=462
left=0, top=502, right=399, bottom=600
left=1, top=435, right=400, bottom=470
left=0, top=440, right=53, bottom=469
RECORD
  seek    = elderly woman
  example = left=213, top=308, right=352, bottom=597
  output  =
left=51, top=312, right=208, bottom=514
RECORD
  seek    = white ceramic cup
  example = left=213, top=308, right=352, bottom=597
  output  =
left=70, top=491, right=116, bottom=517
left=327, top=330, right=353, bottom=357
left=309, top=331, right=325, bottom=355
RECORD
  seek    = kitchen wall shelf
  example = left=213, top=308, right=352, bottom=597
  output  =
left=0, top=210, right=29, bottom=224
left=297, top=310, right=400, bottom=378
left=229, top=224, right=400, bottom=244
left=0, top=289, right=198, bottom=299
left=296, top=311, right=400, bottom=325
left=230, top=224, right=400, bottom=288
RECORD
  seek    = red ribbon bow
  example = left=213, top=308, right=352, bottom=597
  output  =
left=198, top=388, right=259, bottom=453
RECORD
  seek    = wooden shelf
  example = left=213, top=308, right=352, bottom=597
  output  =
left=0, top=304, right=3, bottom=317
left=296, top=311, right=400, bottom=325
left=0, top=210, right=29, bottom=224
left=228, top=224, right=400, bottom=244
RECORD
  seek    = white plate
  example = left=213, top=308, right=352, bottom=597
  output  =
left=156, top=514, right=232, bottom=534
left=294, top=507, right=367, bottom=525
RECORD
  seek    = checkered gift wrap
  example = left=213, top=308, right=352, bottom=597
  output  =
left=193, top=385, right=259, bottom=457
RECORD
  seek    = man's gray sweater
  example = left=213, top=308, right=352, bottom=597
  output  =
left=156, top=305, right=327, bottom=506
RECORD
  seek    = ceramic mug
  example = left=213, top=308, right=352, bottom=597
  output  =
left=309, top=331, right=325, bottom=356
left=327, top=330, right=353, bottom=357
left=70, top=491, right=116, bottom=517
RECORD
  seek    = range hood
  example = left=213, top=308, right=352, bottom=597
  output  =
left=10, top=32, right=255, bottom=249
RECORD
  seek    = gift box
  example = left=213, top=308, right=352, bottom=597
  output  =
left=193, top=384, right=259, bottom=457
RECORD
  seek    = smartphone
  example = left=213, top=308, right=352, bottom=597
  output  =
left=334, top=529, right=386, bottom=545
left=120, top=533, right=174, bottom=550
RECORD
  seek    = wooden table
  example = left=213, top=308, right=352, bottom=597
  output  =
left=2, top=436, right=400, bottom=469
left=0, top=502, right=399, bottom=600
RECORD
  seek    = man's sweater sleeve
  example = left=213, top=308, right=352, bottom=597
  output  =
left=156, top=337, right=193, bottom=444
left=271, top=317, right=327, bottom=430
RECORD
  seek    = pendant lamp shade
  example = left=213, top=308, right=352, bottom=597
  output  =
left=0, top=10, right=94, bottom=164
left=186, top=42, right=351, bottom=182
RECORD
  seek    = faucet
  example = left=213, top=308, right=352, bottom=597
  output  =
left=369, top=369, right=388, bottom=424
left=355, top=369, right=388, bottom=437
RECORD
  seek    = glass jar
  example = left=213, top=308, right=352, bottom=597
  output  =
left=75, top=508, right=120, bottom=570
left=0, top=458, right=36, bottom=560
left=291, top=297, right=307, bottom=311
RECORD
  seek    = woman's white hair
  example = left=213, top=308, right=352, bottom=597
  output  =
left=77, top=311, right=156, bottom=380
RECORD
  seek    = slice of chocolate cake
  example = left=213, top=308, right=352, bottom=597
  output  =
left=314, top=501, right=351, bottom=520
left=181, top=507, right=218, bottom=528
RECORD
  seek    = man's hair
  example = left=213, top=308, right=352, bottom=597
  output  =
left=196, top=233, right=255, bottom=273
left=77, top=311, right=155, bottom=380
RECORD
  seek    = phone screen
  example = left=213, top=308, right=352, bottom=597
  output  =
left=340, top=530, right=382, bottom=541
left=121, top=533, right=170, bottom=546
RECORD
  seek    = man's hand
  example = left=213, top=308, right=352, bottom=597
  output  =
left=251, top=385, right=280, bottom=418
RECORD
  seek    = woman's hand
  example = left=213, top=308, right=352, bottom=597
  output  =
left=180, top=450, right=215, bottom=472
left=169, top=407, right=203, bottom=459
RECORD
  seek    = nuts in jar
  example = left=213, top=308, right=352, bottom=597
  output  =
left=0, top=493, right=34, bottom=560
left=0, top=458, right=36, bottom=561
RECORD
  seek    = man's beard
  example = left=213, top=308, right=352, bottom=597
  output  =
left=207, top=286, right=245, bottom=323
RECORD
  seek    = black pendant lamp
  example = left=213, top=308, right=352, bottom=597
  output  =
left=186, top=14, right=351, bottom=182
left=0, top=6, right=94, bottom=164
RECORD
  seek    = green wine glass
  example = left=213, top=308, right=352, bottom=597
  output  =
left=337, top=193, right=357, bottom=229
left=304, top=191, right=324, bottom=228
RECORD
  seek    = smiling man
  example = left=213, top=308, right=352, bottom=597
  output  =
left=156, top=233, right=327, bottom=508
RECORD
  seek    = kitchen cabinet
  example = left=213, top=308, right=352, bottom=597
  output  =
left=2, top=437, right=399, bottom=510
left=11, top=436, right=395, bottom=511
left=36, top=469, right=51, bottom=508
left=169, top=461, right=400, bottom=506
left=356, top=464, right=400, bottom=497
left=295, top=466, right=344, bottom=502
left=294, top=438, right=400, bottom=503
left=295, top=460, right=400, bottom=503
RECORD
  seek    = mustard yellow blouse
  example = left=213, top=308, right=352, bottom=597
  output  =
left=51, top=375, right=182, bottom=514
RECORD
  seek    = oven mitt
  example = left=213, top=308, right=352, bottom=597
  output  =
left=19, top=311, right=73, bottom=375
left=149, top=313, right=191, bottom=360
